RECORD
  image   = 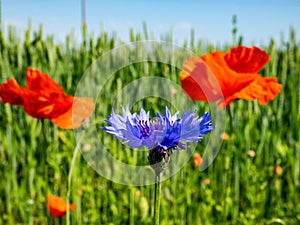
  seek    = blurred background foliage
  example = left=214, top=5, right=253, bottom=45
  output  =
left=0, top=21, right=299, bottom=224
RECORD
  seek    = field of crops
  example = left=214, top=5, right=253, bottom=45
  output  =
left=0, top=23, right=299, bottom=225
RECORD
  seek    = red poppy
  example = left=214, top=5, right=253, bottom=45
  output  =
left=192, top=153, right=202, bottom=168
left=220, top=132, right=229, bottom=140
left=180, top=46, right=282, bottom=108
left=0, top=68, right=94, bottom=129
left=47, top=194, right=75, bottom=217
left=274, top=166, right=283, bottom=176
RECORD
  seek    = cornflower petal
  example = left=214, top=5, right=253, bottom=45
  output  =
left=180, top=110, right=202, bottom=142
left=199, top=112, right=215, bottom=137
left=103, top=106, right=215, bottom=152
left=158, top=118, right=181, bottom=150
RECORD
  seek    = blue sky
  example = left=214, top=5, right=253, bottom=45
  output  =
left=2, top=0, right=300, bottom=46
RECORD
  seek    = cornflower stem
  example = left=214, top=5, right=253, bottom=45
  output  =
left=66, top=135, right=83, bottom=225
left=154, top=171, right=161, bottom=225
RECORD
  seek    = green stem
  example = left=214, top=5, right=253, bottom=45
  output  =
left=129, top=188, right=134, bottom=225
left=154, top=172, right=161, bottom=225
left=66, top=135, right=83, bottom=225
left=227, top=105, right=239, bottom=220
left=226, top=105, right=233, bottom=131
left=41, top=119, right=47, bottom=143
left=233, top=145, right=239, bottom=220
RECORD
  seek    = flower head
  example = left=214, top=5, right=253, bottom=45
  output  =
left=103, top=106, right=215, bottom=151
left=192, top=153, right=202, bottom=168
left=248, top=150, right=256, bottom=158
left=103, top=106, right=214, bottom=173
left=0, top=68, right=94, bottom=129
left=220, top=132, right=229, bottom=140
left=180, top=46, right=282, bottom=108
left=47, top=194, right=75, bottom=217
left=274, top=166, right=283, bottom=176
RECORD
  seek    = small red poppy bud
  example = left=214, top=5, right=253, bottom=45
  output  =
left=274, top=166, right=283, bottom=176
left=248, top=150, right=256, bottom=158
left=220, top=132, right=229, bottom=140
left=193, top=153, right=202, bottom=168
left=47, top=194, right=75, bottom=217
left=202, top=178, right=210, bottom=185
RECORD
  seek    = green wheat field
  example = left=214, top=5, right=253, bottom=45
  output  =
left=0, top=23, right=299, bottom=224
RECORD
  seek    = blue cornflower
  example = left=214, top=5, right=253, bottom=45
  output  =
left=103, top=106, right=214, bottom=150
left=102, top=106, right=215, bottom=173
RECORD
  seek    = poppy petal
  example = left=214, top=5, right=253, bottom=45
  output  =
left=26, top=68, right=65, bottom=93
left=225, top=77, right=282, bottom=106
left=180, top=56, right=223, bottom=102
left=23, top=92, right=73, bottom=119
left=201, top=51, right=260, bottom=97
left=180, top=46, right=281, bottom=108
left=224, top=46, right=269, bottom=73
left=181, top=53, right=259, bottom=105
left=50, top=97, right=94, bottom=129
left=256, top=77, right=282, bottom=105
left=1, top=69, right=94, bottom=128
left=202, top=51, right=264, bottom=107
left=0, top=78, right=25, bottom=106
